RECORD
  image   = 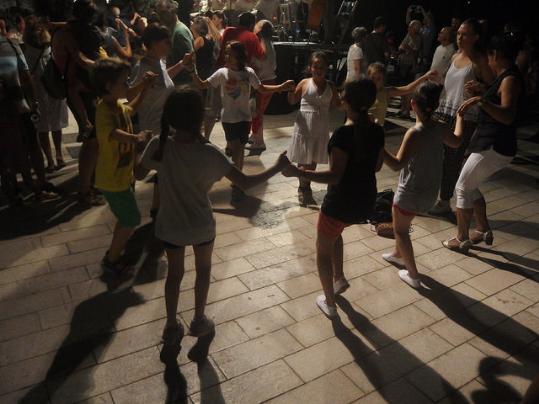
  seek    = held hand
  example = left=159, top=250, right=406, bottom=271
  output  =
left=423, top=69, right=438, bottom=81
left=182, top=53, right=195, bottom=70
left=464, top=80, right=486, bottom=96
left=276, top=151, right=290, bottom=169
left=282, top=80, right=295, bottom=92
left=457, top=96, right=481, bottom=116
left=137, top=130, right=152, bottom=143
left=281, top=164, right=300, bottom=178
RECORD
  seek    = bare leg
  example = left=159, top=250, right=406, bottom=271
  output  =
left=317, top=230, right=338, bottom=306
left=332, top=234, right=344, bottom=281
left=39, top=132, right=55, bottom=169
left=472, top=195, right=490, bottom=233
left=298, top=163, right=316, bottom=189
left=204, top=115, right=216, bottom=140
left=164, top=247, right=185, bottom=326
left=229, top=139, right=244, bottom=171
left=51, top=130, right=64, bottom=164
left=193, top=241, right=214, bottom=320
left=68, top=85, right=92, bottom=133
left=78, top=138, right=98, bottom=197
left=107, top=222, right=134, bottom=263
left=456, top=207, right=473, bottom=241
left=392, top=205, right=418, bottom=278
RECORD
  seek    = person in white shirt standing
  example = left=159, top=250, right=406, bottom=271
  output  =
left=346, top=27, right=368, bottom=82
left=430, top=27, right=456, bottom=83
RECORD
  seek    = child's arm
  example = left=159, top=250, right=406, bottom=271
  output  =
left=258, top=80, right=295, bottom=94
left=443, top=111, right=465, bottom=149
left=382, top=127, right=418, bottom=171
left=287, top=79, right=306, bottom=104
left=110, top=129, right=152, bottom=145
left=226, top=151, right=290, bottom=189
left=329, top=81, right=342, bottom=108
left=282, top=147, right=348, bottom=185
left=167, top=52, right=193, bottom=79
left=387, top=70, right=437, bottom=97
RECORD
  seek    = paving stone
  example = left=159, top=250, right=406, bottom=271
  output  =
left=477, top=288, right=533, bottom=318
left=465, top=268, right=526, bottom=296
left=406, top=343, right=487, bottom=401
left=342, top=255, right=386, bottom=280
left=12, top=267, right=89, bottom=299
left=211, top=257, right=255, bottom=280
left=425, top=264, right=472, bottom=287
left=511, top=278, right=539, bottom=302
left=48, top=248, right=107, bottom=272
left=213, top=231, right=243, bottom=248
left=0, top=288, right=66, bottom=321
left=42, top=225, right=110, bottom=247
left=236, top=306, right=295, bottom=338
left=0, top=313, right=41, bottom=343
left=354, top=285, right=422, bottom=319
left=285, top=337, right=358, bottom=382
left=68, top=235, right=113, bottom=254
left=267, top=229, right=312, bottom=247
left=212, top=329, right=302, bottom=378
left=190, top=360, right=302, bottom=404
left=361, top=236, right=398, bottom=252
left=0, top=244, right=69, bottom=269
left=213, top=238, right=276, bottom=261
left=0, top=261, right=50, bottom=285
left=181, top=285, right=289, bottom=325
left=352, top=378, right=431, bottom=404
left=277, top=272, right=321, bottom=299
left=454, top=256, right=494, bottom=275
left=343, top=241, right=374, bottom=261
left=246, top=242, right=315, bottom=269
left=78, top=393, right=114, bottom=404
left=416, top=248, right=465, bottom=271
left=280, top=291, right=324, bottom=322
left=68, top=279, right=109, bottom=302
left=268, top=369, right=363, bottom=404
left=0, top=385, right=49, bottom=404
left=340, top=277, right=380, bottom=301
left=235, top=217, right=310, bottom=241
left=437, top=379, right=498, bottom=404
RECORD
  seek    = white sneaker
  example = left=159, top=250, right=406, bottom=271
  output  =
left=398, top=270, right=421, bottom=289
left=428, top=200, right=452, bottom=215
left=316, top=295, right=337, bottom=318
left=382, top=253, right=405, bottom=268
left=333, top=278, right=350, bottom=295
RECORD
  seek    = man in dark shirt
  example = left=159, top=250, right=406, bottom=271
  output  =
left=363, top=16, right=387, bottom=65
left=216, top=12, right=264, bottom=67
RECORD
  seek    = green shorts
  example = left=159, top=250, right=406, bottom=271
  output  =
left=101, top=188, right=141, bottom=228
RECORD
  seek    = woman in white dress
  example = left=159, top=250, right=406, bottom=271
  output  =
left=287, top=51, right=340, bottom=204
left=24, top=17, right=68, bottom=171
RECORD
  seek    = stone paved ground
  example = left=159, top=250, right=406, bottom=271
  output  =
left=1, top=108, right=538, bottom=404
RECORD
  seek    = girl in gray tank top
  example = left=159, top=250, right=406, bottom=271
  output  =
left=381, top=82, right=465, bottom=289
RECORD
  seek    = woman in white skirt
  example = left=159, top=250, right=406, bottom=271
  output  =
left=287, top=51, right=340, bottom=204
left=24, top=17, right=69, bottom=172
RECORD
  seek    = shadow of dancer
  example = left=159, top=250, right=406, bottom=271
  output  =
left=160, top=341, right=188, bottom=404
left=470, top=245, right=539, bottom=274
left=333, top=296, right=466, bottom=403
left=19, top=288, right=145, bottom=403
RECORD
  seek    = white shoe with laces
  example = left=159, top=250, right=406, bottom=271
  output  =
left=398, top=270, right=421, bottom=289
left=382, top=253, right=405, bottom=268
left=333, top=278, right=350, bottom=295
left=316, top=295, right=337, bottom=318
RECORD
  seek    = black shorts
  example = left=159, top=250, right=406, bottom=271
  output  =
left=161, top=238, right=214, bottom=249
left=222, top=121, right=251, bottom=144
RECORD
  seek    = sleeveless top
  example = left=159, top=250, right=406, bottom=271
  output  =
left=437, top=60, right=479, bottom=122
left=394, top=121, right=445, bottom=214
left=467, top=66, right=522, bottom=157
left=300, top=78, right=332, bottom=113
left=196, top=37, right=216, bottom=80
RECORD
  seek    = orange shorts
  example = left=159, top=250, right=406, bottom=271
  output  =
left=317, top=211, right=351, bottom=238
left=392, top=203, right=415, bottom=217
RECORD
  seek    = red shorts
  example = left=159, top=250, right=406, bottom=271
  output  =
left=392, top=203, right=415, bottom=216
left=317, top=211, right=351, bottom=238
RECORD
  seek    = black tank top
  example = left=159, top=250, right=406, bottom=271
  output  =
left=195, top=37, right=216, bottom=80
left=467, top=66, right=522, bottom=157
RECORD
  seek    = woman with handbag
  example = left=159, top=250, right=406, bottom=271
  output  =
left=382, top=82, right=464, bottom=289
left=24, top=16, right=69, bottom=172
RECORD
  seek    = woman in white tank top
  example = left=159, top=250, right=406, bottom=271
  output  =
left=429, top=18, right=495, bottom=215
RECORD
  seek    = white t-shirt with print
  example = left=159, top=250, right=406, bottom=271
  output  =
left=207, top=67, right=261, bottom=123
left=130, top=57, right=175, bottom=135
left=141, top=137, right=233, bottom=246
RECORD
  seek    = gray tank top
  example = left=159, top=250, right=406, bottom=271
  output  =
left=394, top=121, right=445, bottom=214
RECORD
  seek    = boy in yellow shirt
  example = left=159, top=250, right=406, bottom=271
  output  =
left=93, top=58, right=153, bottom=274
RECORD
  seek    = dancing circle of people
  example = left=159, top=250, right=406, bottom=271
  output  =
left=0, top=0, right=530, bottom=342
